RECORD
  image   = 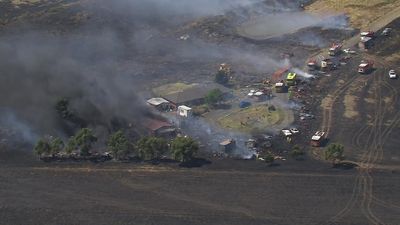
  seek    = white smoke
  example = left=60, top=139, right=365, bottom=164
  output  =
left=292, top=67, right=315, bottom=79
left=0, top=109, right=39, bottom=144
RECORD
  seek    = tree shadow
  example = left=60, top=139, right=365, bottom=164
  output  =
left=179, top=158, right=212, bottom=168
left=149, top=158, right=179, bottom=165
left=268, top=162, right=281, bottom=167
left=333, top=162, right=357, bottom=170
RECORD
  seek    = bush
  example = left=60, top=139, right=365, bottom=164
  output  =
left=205, top=89, right=223, bottom=106
left=171, top=136, right=199, bottom=162
left=325, top=143, right=344, bottom=165
left=107, top=130, right=133, bottom=160
left=137, top=137, right=168, bottom=160
left=290, top=145, right=305, bottom=160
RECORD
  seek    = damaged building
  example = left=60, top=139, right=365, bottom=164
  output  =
left=144, top=119, right=177, bottom=138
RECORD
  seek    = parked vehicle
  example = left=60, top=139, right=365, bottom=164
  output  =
left=389, top=69, right=397, bottom=79
left=290, top=128, right=300, bottom=134
left=358, top=60, right=373, bottom=74
left=281, top=129, right=292, bottom=137
left=343, top=48, right=356, bottom=54
left=360, top=31, right=374, bottom=38
left=328, top=43, right=342, bottom=56
left=381, top=27, right=392, bottom=36
left=310, top=131, right=326, bottom=147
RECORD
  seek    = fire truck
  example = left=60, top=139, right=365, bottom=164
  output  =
left=360, top=31, right=375, bottom=38
left=310, top=131, right=326, bottom=147
left=286, top=72, right=297, bottom=86
left=321, top=58, right=334, bottom=72
left=358, top=60, right=373, bottom=74
left=275, top=82, right=286, bottom=93
left=328, top=43, right=342, bottom=56
left=307, top=59, right=317, bottom=71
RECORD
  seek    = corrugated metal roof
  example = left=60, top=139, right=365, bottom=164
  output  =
left=147, top=97, right=169, bottom=106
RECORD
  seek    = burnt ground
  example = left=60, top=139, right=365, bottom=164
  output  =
left=304, top=18, right=400, bottom=167
left=0, top=1, right=400, bottom=225
left=0, top=149, right=400, bottom=225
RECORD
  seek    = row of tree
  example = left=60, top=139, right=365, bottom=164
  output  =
left=34, top=128, right=199, bottom=163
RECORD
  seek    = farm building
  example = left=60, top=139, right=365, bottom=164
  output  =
left=147, top=98, right=175, bottom=111
left=177, top=105, right=193, bottom=118
left=219, top=139, right=236, bottom=153
left=144, top=119, right=176, bottom=138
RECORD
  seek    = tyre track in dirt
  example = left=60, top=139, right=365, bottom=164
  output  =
left=321, top=61, right=400, bottom=225
left=321, top=71, right=383, bottom=225
left=321, top=75, right=360, bottom=136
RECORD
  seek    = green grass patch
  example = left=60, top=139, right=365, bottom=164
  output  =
left=217, top=105, right=284, bottom=132
left=152, top=82, right=196, bottom=97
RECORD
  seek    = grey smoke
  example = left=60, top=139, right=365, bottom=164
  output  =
left=297, top=32, right=328, bottom=48
left=0, top=109, right=38, bottom=144
left=0, top=0, right=322, bottom=147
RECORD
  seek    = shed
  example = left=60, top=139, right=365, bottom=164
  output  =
left=177, top=105, right=192, bottom=118
left=219, top=139, right=236, bottom=153
left=147, top=98, right=174, bottom=111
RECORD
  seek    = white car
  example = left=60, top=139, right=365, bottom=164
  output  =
left=281, top=129, right=292, bottom=137
left=389, top=70, right=397, bottom=79
left=382, top=28, right=392, bottom=36
left=290, top=128, right=300, bottom=134
left=343, top=48, right=356, bottom=54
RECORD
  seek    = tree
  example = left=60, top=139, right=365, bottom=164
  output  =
left=171, top=136, right=199, bottom=163
left=74, top=128, right=97, bottom=156
left=262, top=152, right=275, bottom=165
left=107, top=130, right=133, bottom=160
left=55, top=98, right=74, bottom=120
left=49, top=137, right=64, bottom=155
left=290, top=145, right=305, bottom=160
left=55, top=97, right=87, bottom=127
left=65, top=136, right=77, bottom=154
left=324, top=143, right=345, bottom=165
left=215, top=70, right=229, bottom=85
left=137, top=137, right=168, bottom=160
left=34, top=139, right=51, bottom=156
left=205, top=89, right=223, bottom=106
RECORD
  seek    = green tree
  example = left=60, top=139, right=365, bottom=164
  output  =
left=34, top=139, right=51, bottom=156
left=107, top=130, right=133, bottom=160
left=263, top=152, right=275, bottom=165
left=137, top=137, right=168, bottom=160
left=215, top=70, right=229, bottom=84
left=65, top=136, right=77, bottom=154
left=290, top=145, right=305, bottom=160
left=49, top=137, right=64, bottom=155
left=205, top=89, right=223, bottom=106
left=324, top=143, right=345, bottom=165
left=74, top=128, right=97, bottom=156
left=171, top=136, right=199, bottom=162
left=55, top=98, right=73, bottom=120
